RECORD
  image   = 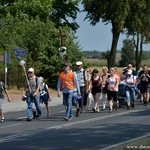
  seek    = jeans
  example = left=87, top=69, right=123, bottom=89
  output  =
left=125, top=86, right=136, bottom=104
left=72, top=91, right=78, bottom=106
left=26, top=93, right=41, bottom=119
left=63, top=91, right=73, bottom=118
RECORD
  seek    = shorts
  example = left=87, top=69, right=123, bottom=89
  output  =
left=140, top=84, right=149, bottom=93
left=40, top=93, right=49, bottom=104
left=92, top=87, right=101, bottom=95
left=0, top=98, right=4, bottom=110
left=107, top=90, right=118, bottom=102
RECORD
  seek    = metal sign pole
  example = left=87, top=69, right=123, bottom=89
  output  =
left=19, top=60, right=31, bottom=93
left=4, top=51, right=7, bottom=87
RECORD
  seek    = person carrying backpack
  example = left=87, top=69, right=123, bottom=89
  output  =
left=39, top=77, right=51, bottom=118
left=0, top=81, right=10, bottom=123
left=75, top=61, right=88, bottom=113
left=22, top=68, right=41, bottom=121
left=138, top=64, right=150, bottom=106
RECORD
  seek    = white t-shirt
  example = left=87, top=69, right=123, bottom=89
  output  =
left=126, top=75, right=136, bottom=87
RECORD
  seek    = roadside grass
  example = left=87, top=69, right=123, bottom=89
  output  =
left=114, top=137, right=150, bottom=150
left=7, top=87, right=57, bottom=96
left=8, top=87, right=22, bottom=95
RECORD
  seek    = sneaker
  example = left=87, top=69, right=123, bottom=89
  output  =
left=47, top=114, right=50, bottom=118
left=26, top=118, right=32, bottom=121
left=131, top=102, right=135, bottom=108
left=36, top=114, right=41, bottom=118
left=109, top=109, right=113, bottom=113
left=92, top=108, right=96, bottom=113
left=1, top=118, right=4, bottom=123
left=127, top=106, right=130, bottom=110
left=33, top=111, right=36, bottom=118
left=76, top=108, right=80, bottom=117
left=68, top=116, right=73, bottom=121
left=101, top=108, right=105, bottom=111
left=64, top=116, right=69, bottom=121
left=144, top=101, right=148, bottom=106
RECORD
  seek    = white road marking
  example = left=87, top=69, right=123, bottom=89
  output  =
left=102, top=133, right=150, bottom=150
left=46, top=109, right=144, bottom=129
left=0, top=123, right=22, bottom=129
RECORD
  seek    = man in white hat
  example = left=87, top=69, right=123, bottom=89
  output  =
left=22, top=67, right=42, bottom=121
left=75, top=61, right=88, bottom=114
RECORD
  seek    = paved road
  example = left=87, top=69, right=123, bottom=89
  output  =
left=0, top=100, right=150, bottom=150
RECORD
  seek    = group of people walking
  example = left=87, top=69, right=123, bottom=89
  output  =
left=57, top=62, right=150, bottom=121
left=0, top=62, right=149, bottom=123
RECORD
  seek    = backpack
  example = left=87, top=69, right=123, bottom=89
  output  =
left=40, top=83, right=49, bottom=102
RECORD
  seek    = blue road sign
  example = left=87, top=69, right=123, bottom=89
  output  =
left=14, top=48, right=26, bottom=57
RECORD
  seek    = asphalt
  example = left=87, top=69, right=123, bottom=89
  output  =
left=3, top=95, right=62, bottom=113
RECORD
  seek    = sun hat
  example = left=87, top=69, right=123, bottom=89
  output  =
left=76, top=61, right=83, bottom=66
left=28, top=68, right=34, bottom=72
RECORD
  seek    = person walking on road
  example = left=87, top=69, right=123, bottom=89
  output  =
left=22, top=68, right=42, bottom=121
left=57, top=63, right=80, bottom=121
left=100, top=67, right=109, bottom=111
left=124, top=69, right=137, bottom=109
left=106, top=68, right=120, bottom=113
left=75, top=61, right=88, bottom=113
left=138, top=64, right=150, bottom=106
left=0, top=81, right=10, bottom=123
left=90, top=69, right=102, bottom=112
left=39, top=77, right=51, bottom=118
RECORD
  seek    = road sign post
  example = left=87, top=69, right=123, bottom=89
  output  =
left=14, top=48, right=31, bottom=91
left=4, top=51, right=11, bottom=87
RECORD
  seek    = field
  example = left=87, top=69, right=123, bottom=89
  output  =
left=84, top=58, right=150, bottom=74
left=85, top=58, right=150, bottom=67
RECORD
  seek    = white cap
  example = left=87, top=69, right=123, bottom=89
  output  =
left=76, top=61, right=83, bottom=66
left=28, top=68, right=34, bottom=72
left=127, top=69, right=132, bottom=74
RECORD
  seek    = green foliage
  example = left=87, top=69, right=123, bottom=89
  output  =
left=0, top=0, right=82, bottom=88
left=119, top=39, right=135, bottom=67
left=82, top=0, right=130, bottom=68
left=50, top=0, right=80, bottom=31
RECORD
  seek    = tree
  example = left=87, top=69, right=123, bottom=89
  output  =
left=119, top=39, right=135, bottom=67
left=125, top=0, right=150, bottom=71
left=50, top=0, right=80, bottom=31
left=82, top=0, right=130, bottom=68
left=0, top=0, right=83, bottom=88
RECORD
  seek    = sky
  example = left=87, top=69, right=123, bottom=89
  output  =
left=75, top=8, right=150, bottom=51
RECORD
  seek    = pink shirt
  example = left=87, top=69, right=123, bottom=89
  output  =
left=107, top=74, right=119, bottom=91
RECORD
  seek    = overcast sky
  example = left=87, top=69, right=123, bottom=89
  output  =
left=75, top=8, right=150, bottom=51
